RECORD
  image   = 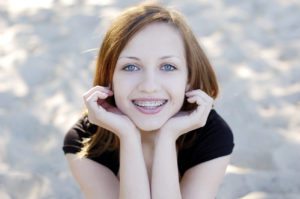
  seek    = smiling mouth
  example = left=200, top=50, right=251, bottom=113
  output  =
left=132, top=100, right=168, bottom=110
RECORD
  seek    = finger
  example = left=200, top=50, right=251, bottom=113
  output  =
left=186, top=89, right=208, bottom=95
left=186, top=89, right=212, bottom=102
left=85, top=91, right=108, bottom=111
left=86, top=91, right=108, bottom=103
left=186, top=89, right=214, bottom=105
left=187, top=95, right=206, bottom=114
left=187, top=95, right=213, bottom=127
left=85, top=86, right=113, bottom=99
left=191, top=96, right=213, bottom=114
left=83, top=86, right=113, bottom=101
left=187, top=95, right=207, bottom=106
left=85, top=92, right=120, bottom=129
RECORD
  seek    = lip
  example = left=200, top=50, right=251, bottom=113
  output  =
left=132, top=98, right=168, bottom=114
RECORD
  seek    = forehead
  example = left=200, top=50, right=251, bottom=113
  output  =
left=119, top=22, right=185, bottom=58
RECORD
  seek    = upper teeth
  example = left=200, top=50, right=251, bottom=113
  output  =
left=133, top=100, right=166, bottom=107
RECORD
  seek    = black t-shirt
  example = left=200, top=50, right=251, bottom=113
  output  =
left=63, top=109, right=234, bottom=177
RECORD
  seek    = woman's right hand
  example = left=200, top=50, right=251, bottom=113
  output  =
left=83, top=86, right=139, bottom=140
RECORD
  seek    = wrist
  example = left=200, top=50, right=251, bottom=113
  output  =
left=119, top=128, right=141, bottom=143
left=155, top=130, right=176, bottom=144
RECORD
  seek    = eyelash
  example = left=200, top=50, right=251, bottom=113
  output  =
left=123, top=64, right=139, bottom=71
left=161, top=64, right=176, bottom=71
left=122, top=64, right=177, bottom=71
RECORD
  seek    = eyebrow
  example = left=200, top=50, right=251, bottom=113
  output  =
left=118, top=56, right=140, bottom=60
left=119, top=55, right=182, bottom=60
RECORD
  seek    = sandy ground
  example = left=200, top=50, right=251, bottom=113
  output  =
left=0, top=0, right=300, bottom=198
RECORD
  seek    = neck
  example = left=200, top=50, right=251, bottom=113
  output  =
left=139, top=129, right=158, bottom=146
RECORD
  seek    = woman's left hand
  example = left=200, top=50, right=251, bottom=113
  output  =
left=157, top=89, right=214, bottom=141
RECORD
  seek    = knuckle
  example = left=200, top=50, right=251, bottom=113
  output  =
left=82, top=94, right=89, bottom=101
left=95, top=85, right=103, bottom=90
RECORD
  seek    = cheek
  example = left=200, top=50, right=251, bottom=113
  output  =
left=178, top=77, right=188, bottom=98
left=168, top=79, right=186, bottom=105
left=171, top=76, right=187, bottom=93
left=113, top=85, right=124, bottom=101
left=177, top=89, right=186, bottom=106
left=112, top=76, right=134, bottom=110
left=112, top=76, right=124, bottom=108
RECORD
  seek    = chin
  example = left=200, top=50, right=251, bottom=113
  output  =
left=135, top=119, right=166, bottom=132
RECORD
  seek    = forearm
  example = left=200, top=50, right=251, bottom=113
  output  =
left=119, top=134, right=151, bottom=199
left=151, top=133, right=182, bottom=199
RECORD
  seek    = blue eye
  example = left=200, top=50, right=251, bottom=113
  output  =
left=123, top=64, right=139, bottom=71
left=161, top=64, right=176, bottom=71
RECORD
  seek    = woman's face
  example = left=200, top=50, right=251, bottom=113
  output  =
left=113, top=22, right=188, bottom=132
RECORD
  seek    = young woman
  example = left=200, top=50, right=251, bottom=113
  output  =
left=63, top=2, right=234, bottom=199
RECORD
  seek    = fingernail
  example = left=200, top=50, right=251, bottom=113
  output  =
left=102, top=93, right=108, bottom=98
left=104, top=88, right=113, bottom=94
left=108, top=90, right=114, bottom=95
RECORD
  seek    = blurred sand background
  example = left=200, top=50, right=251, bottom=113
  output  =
left=0, top=0, right=300, bottom=198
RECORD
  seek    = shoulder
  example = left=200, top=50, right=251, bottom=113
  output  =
left=203, top=109, right=234, bottom=142
left=62, top=115, right=98, bottom=154
left=62, top=115, right=120, bottom=176
left=184, top=109, right=234, bottom=146
left=197, top=109, right=234, bottom=151
left=178, top=109, right=235, bottom=176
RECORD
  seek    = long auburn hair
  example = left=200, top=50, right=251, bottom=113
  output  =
left=78, top=1, right=219, bottom=158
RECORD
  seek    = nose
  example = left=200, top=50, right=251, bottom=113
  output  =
left=138, top=70, right=160, bottom=93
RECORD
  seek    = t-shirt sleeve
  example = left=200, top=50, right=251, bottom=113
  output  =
left=177, top=109, right=235, bottom=177
left=62, top=116, right=120, bottom=176
left=62, top=116, right=96, bottom=154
